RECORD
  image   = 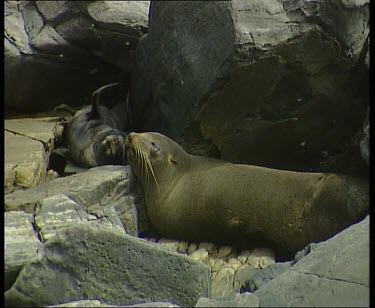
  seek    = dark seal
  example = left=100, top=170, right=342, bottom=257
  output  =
left=54, top=83, right=128, bottom=168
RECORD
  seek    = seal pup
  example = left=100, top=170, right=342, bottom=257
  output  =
left=54, top=83, right=128, bottom=168
left=125, top=132, right=369, bottom=258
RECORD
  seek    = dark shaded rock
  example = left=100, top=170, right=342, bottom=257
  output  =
left=195, top=292, right=259, bottom=307
left=131, top=0, right=369, bottom=175
left=254, top=215, right=369, bottom=307
left=5, top=1, right=149, bottom=114
left=5, top=222, right=210, bottom=307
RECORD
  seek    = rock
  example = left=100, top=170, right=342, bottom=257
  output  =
left=293, top=243, right=319, bottom=264
left=5, top=131, right=48, bottom=193
left=5, top=165, right=134, bottom=213
left=112, top=193, right=139, bottom=237
left=5, top=117, right=58, bottom=145
left=48, top=299, right=179, bottom=307
left=5, top=222, right=210, bottom=307
left=5, top=1, right=149, bottom=114
left=4, top=211, right=43, bottom=291
left=254, top=216, right=369, bottom=307
left=83, top=1, right=149, bottom=71
left=195, top=292, right=259, bottom=307
left=237, top=262, right=293, bottom=293
left=6, top=165, right=139, bottom=238
left=35, top=194, right=125, bottom=242
left=131, top=0, right=369, bottom=175
left=5, top=117, right=59, bottom=192
left=210, top=266, right=236, bottom=299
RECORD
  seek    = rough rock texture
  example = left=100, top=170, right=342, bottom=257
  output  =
left=48, top=300, right=179, bottom=307
left=4, top=211, right=43, bottom=291
left=131, top=0, right=369, bottom=175
left=254, top=215, right=369, bottom=307
left=5, top=165, right=135, bottom=215
left=236, top=262, right=293, bottom=293
left=5, top=1, right=149, bottom=114
left=5, top=117, right=59, bottom=193
left=35, top=194, right=126, bottom=242
left=195, top=292, right=259, bottom=307
left=4, top=166, right=139, bottom=292
left=5, top=222, right=210, bottom=307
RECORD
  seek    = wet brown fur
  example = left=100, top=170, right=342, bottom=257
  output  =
left=126, top=132, right=369, bottom=258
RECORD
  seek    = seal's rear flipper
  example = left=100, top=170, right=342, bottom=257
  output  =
left=90, top=83, right=128, bottom=119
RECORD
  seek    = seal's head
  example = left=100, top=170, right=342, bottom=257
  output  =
left=90, top=130, right=127, bottom=166
left=125, top=132, right=189, bottom=191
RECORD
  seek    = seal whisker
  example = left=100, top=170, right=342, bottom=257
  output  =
left=146, top=155, right=160, bottom=193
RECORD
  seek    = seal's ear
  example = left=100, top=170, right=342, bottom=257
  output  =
left=169, top=156, right=178, bottom=165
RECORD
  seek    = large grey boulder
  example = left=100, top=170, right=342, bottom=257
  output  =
left=5, top=222, right=211, bottom=307
left=254, top=215, right=369, bottom=307
left=131, top=0, right=369, bottom=174
left=5, top=1, right=149, bottom=114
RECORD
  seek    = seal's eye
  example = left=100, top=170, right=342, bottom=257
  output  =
left=150, top=141, right=160, bottom=156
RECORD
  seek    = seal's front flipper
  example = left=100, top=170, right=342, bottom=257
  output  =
left=52, top=147, right=71, bottom=160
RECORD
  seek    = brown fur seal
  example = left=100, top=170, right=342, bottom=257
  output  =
left=125, top=132, right=369, bottom=258
left=53, top=83, right=128, bottom=168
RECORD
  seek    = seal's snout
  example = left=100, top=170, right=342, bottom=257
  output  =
left=125, top=132, right=137, bottom=161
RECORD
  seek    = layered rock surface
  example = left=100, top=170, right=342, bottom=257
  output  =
left=5, top=117, right=60, bottom=193
left=5, top=222, right=211, bottom=307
